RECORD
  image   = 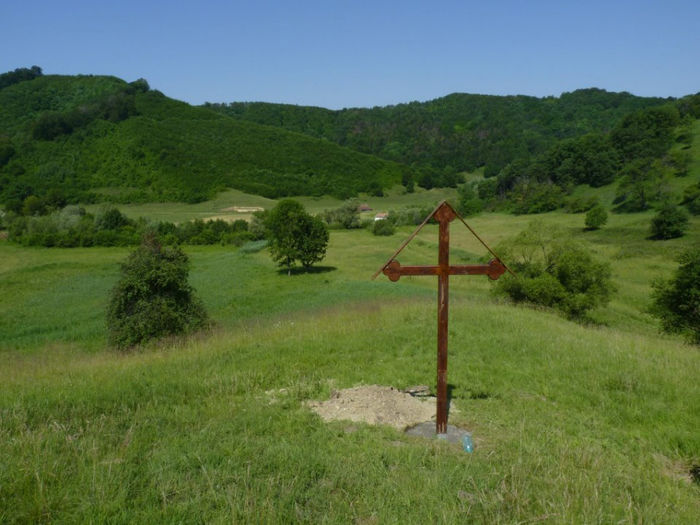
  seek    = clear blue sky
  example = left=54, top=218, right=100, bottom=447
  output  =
left=2, top=0, right=698, bottom=109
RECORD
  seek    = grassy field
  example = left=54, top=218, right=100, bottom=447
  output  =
left=85, top=185, right=459, bottom=224
left=1, top=194, right=699, bottom=522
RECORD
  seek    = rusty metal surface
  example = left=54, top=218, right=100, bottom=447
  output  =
left=376, top=200, right=508, bottom=436
left=383, top=258, right=506, bottom=281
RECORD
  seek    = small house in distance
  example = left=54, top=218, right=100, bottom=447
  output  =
left=358, top=203, right=372, bottom=212
left=374, top=212, right=389, bottom=221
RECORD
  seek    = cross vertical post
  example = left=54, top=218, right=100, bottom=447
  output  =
left=374, top=200, right=510, bottom=438
left=435, top=203, right=456, bottom=435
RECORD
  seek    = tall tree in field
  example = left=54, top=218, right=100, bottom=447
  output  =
left=266, top=199, right=329, bottom=273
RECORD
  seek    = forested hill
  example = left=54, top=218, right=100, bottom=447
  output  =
left=2, top=66, right=698, bottom=211
left=0, top=68, right=407, bottom=205
left=205, top=89, right=672, bottom=176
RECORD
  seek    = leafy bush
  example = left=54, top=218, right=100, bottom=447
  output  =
left=386, top=205, right=435, bottom=226
left=106, top=235, right=208, bottom=349
left=649, top=204, right=689, bottom=240
left=372, top=219, right=395, bottom=236
left=457, top=182, right=483, bottom=216
left=493, top=222, right=614, bottom=319
left=321, top=199, right=361, bottom=229
left=651, top=249, right=700, bottom=344
left=584, top=205, right=608, bottom=230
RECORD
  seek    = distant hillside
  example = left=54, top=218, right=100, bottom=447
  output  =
left=0, top=72, right=407, bottom=205
left=212, top=90, right=700, bottom=215
left=2, top=68, right=698, bottom=213
left=206, top=89, right=673, bottom=176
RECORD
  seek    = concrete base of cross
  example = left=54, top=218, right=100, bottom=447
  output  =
left=405, top=422, right=474, bottom=452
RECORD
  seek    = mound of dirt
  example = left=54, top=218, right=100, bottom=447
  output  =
left=308, top=385, right=437, bottom=430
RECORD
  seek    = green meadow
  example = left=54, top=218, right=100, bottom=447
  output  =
left=1, top=198, right=699, bottom=522
left=85, top=185, right=459, bottom=224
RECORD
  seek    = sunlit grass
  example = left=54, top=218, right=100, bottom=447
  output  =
left=1, top=300, right=698, bottom=522
left=2, top=171, right=700, bottom=521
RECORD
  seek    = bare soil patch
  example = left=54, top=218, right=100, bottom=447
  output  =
left=308, top=385, right=437, bottom=430
left=221, top=206, right=264, bottom=213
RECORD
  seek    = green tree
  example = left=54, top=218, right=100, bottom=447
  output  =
left=31, top=111, right=72, bottom=140
left=0, top=65, right=42, bottom=89
left=651, top=248, right=700, bottom=344
left=584, top=205, right=608, bottom=230
left=650, top=204, right=689, bottom=240
left=610, top=105, right=680, bottom=161
left=96, top=207, right=131, bottom=230
left=0, top=138, right=14, bottom=167
left=614, top=159, right=668, bottom=212
left=106, top=235, right=208, bottom=349
left=543, top=134, right=619, bottom=187
left=21, top=195, right=45, bottom=216
left=265, top=199, right=329, bottom=273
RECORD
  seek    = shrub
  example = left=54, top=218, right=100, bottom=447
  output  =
left=651, top=248, right=700, bottom=344
left=106, top=235, right=208, bottom=349
left=372, top=219, right=395, bottom=236
left=584, top=205, right=608, bottom=230
left=387, top=206, right=434, bottom=226
left=321, top=199, right=361, bottom=229
left=649, top=204, right=689, bottom=240
left=457, top=182, right=483, bottom=216
left=96, top=207, right=131, bottom=230
left=493, top=222, right=614, bottom=319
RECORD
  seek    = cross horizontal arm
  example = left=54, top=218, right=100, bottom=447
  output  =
left=450, top=259, right=507, bottom=280
left=382, top=259, right=506, bottom=282
left=385, top=263, right=439, bottom=280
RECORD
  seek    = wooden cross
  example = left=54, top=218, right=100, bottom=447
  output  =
left=373, top=201, right=510, bottom=436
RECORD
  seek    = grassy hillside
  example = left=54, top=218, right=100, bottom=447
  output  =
left=1, top=206, right=699, bottom=521
left=0, top=74, right=407, bottom=203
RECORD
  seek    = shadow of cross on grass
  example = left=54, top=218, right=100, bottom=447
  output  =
left=373, top=200, right=513, bottom=437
